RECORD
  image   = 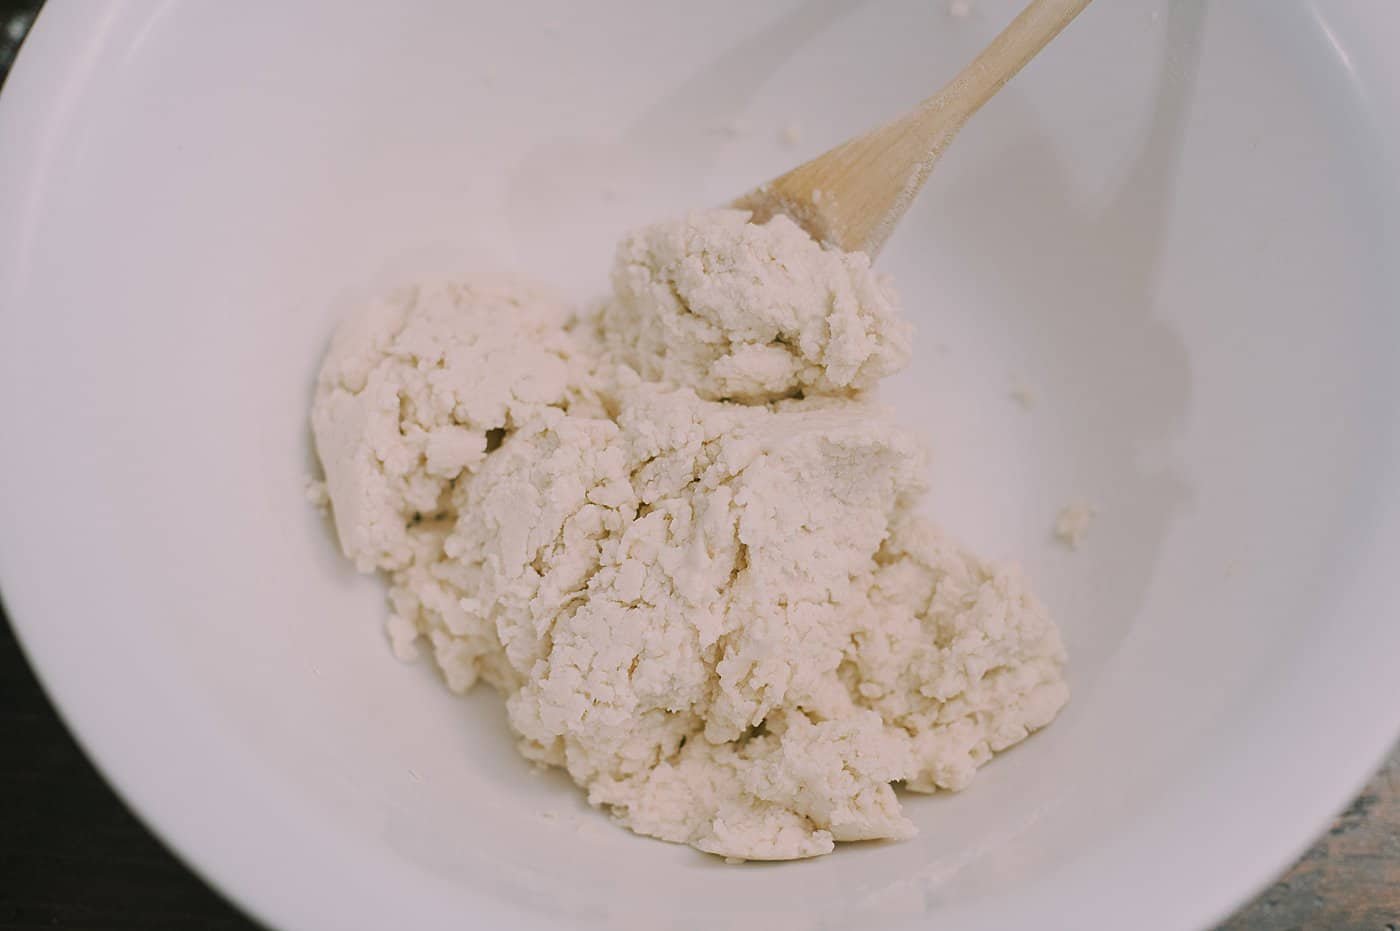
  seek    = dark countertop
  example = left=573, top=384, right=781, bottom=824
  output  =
left=0, top=3, right=1395, bottom=929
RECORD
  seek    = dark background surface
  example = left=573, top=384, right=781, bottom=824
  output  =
left=0, top=2, right=1395, bottom=929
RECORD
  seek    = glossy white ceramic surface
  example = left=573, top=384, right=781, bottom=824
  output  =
left=1, top=2, right=1396, bottom=929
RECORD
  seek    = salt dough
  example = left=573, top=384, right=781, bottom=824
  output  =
left=311, top=210, right=1068, bottom=860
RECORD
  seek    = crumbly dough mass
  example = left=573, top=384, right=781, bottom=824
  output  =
left=312, top=209, right=1068, bottom=860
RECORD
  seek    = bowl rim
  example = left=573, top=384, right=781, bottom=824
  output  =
left=1, top=2, right=1397, bottom=929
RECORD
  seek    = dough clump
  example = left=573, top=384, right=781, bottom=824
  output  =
left=312, top=210, right=1068, bottom=860
left=604, top=209, right=911, bottom=403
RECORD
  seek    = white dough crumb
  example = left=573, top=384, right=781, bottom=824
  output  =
left=779, top=121, right=803, bottom=147
left=303, top=475, right=330, bottom=512
left=1008, top=381, right=1036, bottom=409
left=310, top=209, right=1069, bottom=861
left=1224, top=559, right=1241, bottom=578
left=724, top=856, right=746, bottom=865
left=949, top=0, right=972, bottom=19
left=1054, top=501, right=1097, bottom=548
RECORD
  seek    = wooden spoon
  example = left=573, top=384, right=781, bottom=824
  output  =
left=734, top=0, right=1093, bottom=257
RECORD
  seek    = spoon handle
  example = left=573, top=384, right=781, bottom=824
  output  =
left=927, top=0, right=1094, bottom=129
left=736, top=0, right=1093, bottom=258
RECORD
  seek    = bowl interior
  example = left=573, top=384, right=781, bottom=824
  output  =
left=1, top=1, right=1397, bottom=929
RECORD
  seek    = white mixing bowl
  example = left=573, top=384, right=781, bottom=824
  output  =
left=1, top=2, right=1396, bottom=929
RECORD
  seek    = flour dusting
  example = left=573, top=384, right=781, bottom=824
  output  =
left=1054, top=501, right=1097, bottom=548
